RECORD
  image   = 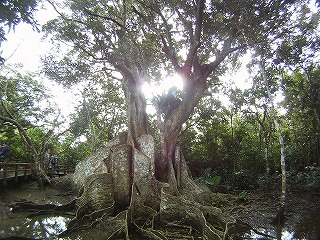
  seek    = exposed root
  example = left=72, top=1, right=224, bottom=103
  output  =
left=8, top=140, right=262, bottom=239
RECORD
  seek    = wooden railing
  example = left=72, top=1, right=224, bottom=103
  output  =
left=0, top=163, right=74, bottom=185
left=47, top=164, right=75, bottom=176
left=0, top=163, right=34, bottom=185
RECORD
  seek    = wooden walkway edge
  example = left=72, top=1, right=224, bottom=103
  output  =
left=0, top=163, right=74, bottom=185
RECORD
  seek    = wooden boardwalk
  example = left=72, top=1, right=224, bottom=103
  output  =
left=0, top=163, right=74, bottom=185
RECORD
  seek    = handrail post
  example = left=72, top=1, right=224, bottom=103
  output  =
left=3, top=163, right=7, bottom=185
left=15, top=164, right=18, bottom=182
left=23, top=163, right=26, bottom=179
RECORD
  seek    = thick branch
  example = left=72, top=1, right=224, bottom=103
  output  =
left=205, top=39, right=244, bottom=77
left=134, top=1, right=181, bottom=73
left=160, top=35, right=181, bottom=72
left=83, top=8, right=124, bottom=28
left=194, top=0, right=205, bottom=44
left=181, top=41, right=201, bottom=79
left=0, top=114, right=37, bottom=156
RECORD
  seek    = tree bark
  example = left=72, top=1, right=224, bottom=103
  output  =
left=272, top=117, right=286, bottom=225
left=156, top=78, right=207, bottom=182
left=255, top=107, right=270, bottom=189
left=122, top=76, right=148, bottom=148
left=260, top=60, right=287, bottom=225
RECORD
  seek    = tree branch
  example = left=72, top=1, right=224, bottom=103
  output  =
left=0, top=114, right=37, bottom=156
left=83, top=8, right=124, bottom=28
left=194, top=0, right=205, bottom=44
left=134, top=1, right=182, bottom=73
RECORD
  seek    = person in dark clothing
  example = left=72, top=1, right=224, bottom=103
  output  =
left=44, top=150, right=50, bottom=172
left=50, top=155, right=58, bottom=173
left=0, top=142, right=10, bottom=170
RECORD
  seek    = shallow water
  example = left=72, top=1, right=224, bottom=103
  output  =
left=242, top=206, right=320, bottom=240
left=0, top=182, right=112, bottom=239
left=0, top=213, right=70, bottom=239
left=0, top=212, right=110, bottom=239
left=2, top=208, right=320, bottom=239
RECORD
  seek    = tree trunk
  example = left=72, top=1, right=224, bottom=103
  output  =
left=156, top=80, right=207, bottom=182
left=0, top=115, right=53, bottom=186
left=272, top=117, right=286, bottom=225
left=260, top=60, right=287, bottom=225
left=157, top=121, right=181, bottom=187
left=263, top=130, right=270, bottom=188
left=122, top=77, right=148, bottom=148
left=256, top=108, right=270, bottom=190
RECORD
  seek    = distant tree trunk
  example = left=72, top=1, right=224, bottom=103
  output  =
left=272, top=116, right=286, bottom=225
left=82, top=97, right=98, bottom=151
left=317, top=134, right=320, bottom=166
left=0, top=115, right=53, bottom=186
left=255, top=106, right=270, bottom=189
left=260, top=60, right=287, bottom=225
left=263, top=130, right=270, bottom=186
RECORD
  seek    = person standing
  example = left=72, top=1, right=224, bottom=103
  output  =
left=50, top=155, right=57, bottom=173
left=0, top=142, right=10, bottom=164
left=44, top=150, right=50, bottom=172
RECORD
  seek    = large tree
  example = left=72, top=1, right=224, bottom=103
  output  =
left=44, top=0, right=306, bottom=178
left=41, top=0, right=316, bottom=238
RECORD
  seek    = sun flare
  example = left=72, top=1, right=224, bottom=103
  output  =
left=142, top=74, right=183, bottom=99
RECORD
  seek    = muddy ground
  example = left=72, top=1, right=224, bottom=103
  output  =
left=0, top=181, right=320, bottom=239
left=220, top=189, right=320, bottom=239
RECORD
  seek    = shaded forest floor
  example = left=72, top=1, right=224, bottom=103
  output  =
left=0, top=181, right=320, bottom=239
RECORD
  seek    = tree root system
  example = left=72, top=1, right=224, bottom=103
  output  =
left=8, top=173, right=267, bottom=240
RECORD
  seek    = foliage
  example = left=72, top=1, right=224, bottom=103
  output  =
left=0, top=0, right=39, bottom=62
left=69, top=80, right=126, bottom=151
left=196, top=168, right=221, bottom=186
left=232, top=170, right=257, bottom=190
left=0, top=65, right=61, bottom=163
left=56, top=132, right=91, bottom=166
left=6, top=0, right=314, bottom=193
left=237, top=191, right=249, bottom=202
left=0, top=65, right=57, bottom=125
left=210, top=195, right=228, bottom=208
left=287, top=166, right=320, bottom=192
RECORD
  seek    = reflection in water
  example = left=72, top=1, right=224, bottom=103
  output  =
left=0, top=213, right=71, bottom=239
left=243, top=228, right=295, bottom=239
left=43, top=216, right=68, bottom=235
left=0, top=213, right=110, bottom=239
left=32, top=216, right=69, bottom=239
left=242, top=206, right=320, bottom=240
